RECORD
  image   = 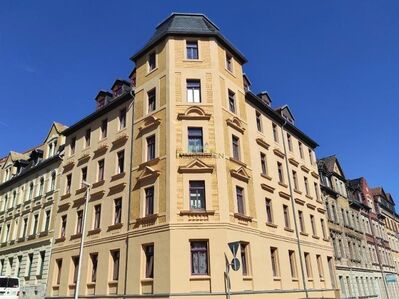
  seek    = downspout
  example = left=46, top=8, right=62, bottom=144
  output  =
left=280, top=120, right=309, bottom=298
left=123, top=90, right=135, bottom=298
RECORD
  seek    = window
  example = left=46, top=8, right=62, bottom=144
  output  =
left=236, top=186, right=245, bottom=215
left=85, top=129, right=91, bottom=148
left=61, top=216, right=67, bottom=237
left=22, top=218, right=28, bottom=238
left=146, top=135, right=156, bottom=161
left=240, top=243, right=249, bottom=276
left=28, top=253, right=33, bottom=277
left=287, top=134, right=292, bottom=151
left=321, top=219, right=327, bottom=239
left=148, top=52, right=156, bottom=71
left=93, top=205, right=101, bottom=229
left=28, top=183, right=34, bottom=200
left=90, top=253, right=98, bottom=282
left=119, top=108, right=126, bottom=130
left=289, top=250, right=297, bottom=278
left=44, top=210, right=51, bottom=232
left=298, top=211, right=305, bottom=233
left=186, top=41, right=199, bottom=59
left=228, top=90, right=236, bottom=113
left=277, top=162, right=284, bottom=183
left=50, top=172, right=56, bottom=191
left=71, top=137, right=76, bottom=155
left=304, top=252, right=312, bottom=278
left=260, top=153, right=267, bottom=175
left=298, top=142, right=304, bottom=159
left=270, top=247, right=279, bottom=277
left=314, top=183, right=320, bottom=201
left=39, top=251, right=45, bottom=276
left=17, top=256, right=22, bottom=277
left=32, top=214, right=38, bottom=235
left=72, top=256, right=79, bottom=283
left=117, top=151, right=125, bottom=174
left=114, top=198, right=122, bottom=224
left=308, top=149, right=314, bottom=165
left=111, top=250, right=120, bottom=281
left=186, top=80, right=201, bottom=103
left=145, top=187, right=154, bottom=216
left=316, top=255, right=324, bottom=279
left=76, top=210, right=83, bottom=234
left=265, top=198, right=273, bottom=224
left=283, top=205, right=290, bottom=229
left=232, top=135, right=240, bottom=160
left=310, top=215, right=317, bottom=236
left=188, top=127, right=203, bottom=153
left=66, top=174, right=72, bottom=194
left=39, top=177, right=44, bottom=196
left=190, top=241, right=208, bottom=275
left=292, top=170, right=298, bottom=190
left=256, top=111, right=262, bottom=132
left=147, top=89, right=156, bottom=113
left=101, top=119, right=107, bottom=139
left=81, top=167, right=87, bottom=189
left=226, top=52, right=233, bottom=72
left=328, top=256, right=335, bottom=288
left=304, top=177, right=310, bottom=196
left=272, top=123, right=278, bottom=142
left=98, top=160, right=105, bottom=182
left=189, top=181, right=206, bottom=210
left=144, top=244, right=154, bottom=278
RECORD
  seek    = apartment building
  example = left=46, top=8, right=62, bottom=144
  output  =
left=371, top=187, right=399, bottom=297
left=41, top=13, right=338, bottom=299
left=318, top=156, right=384, bottom=298
left=0, top=122, right=66, bottom=297
left=46, top=80, right=134, bottom=297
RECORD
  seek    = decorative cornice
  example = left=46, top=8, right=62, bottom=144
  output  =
left=177, top=106, right=211, bottom=120
left=256, top=138, right=270, bottom=150
left=226, top=117, right=245, bottom=134
left=178, top=158, right=214, bottom=174
left=230, top=167, right=250, bottom=183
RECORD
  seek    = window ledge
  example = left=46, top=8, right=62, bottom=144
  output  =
left=136, top=213, right=158, bottom=223
left=146, top=67, right=158, bottom=77
left=180, top=210, right=214, bottom=216
left=243, top=276, right=253, bottom=281
left=312, top=235, right=320, bottom=240
left=70, top=233, right=82, bottom=240
left=323, top=238, right=330, bottom=242
left=183, top=59, right=203, bottom=63
left=300, top=232, right=309, bottom=237
left=55, top=236, right=66, bottom=243
left=234, top=213, right=253, bottom=222
left=141, top=278, right=154, bottom=283
left=86, top=282, right=96, bottom=287
left=60, top=193, right=71, bottom=200
left=189, top=275, right=210, bottom=281
left=294, top=189, right=302, bottom=195
left=92, top=180, right=105, bottom=189
left=111, top=172, right=125, bottom=181
left=284, top=227, right=294, bottom=232
left=266, top=222, right=277, bottom=228
left=261, top=173, right=272, bottom=181
left=278, top=182, right=288, bottom=188
left=292, top=278, right=299, bottom=282
left=88, top=228, right=101, bottom=236
left=75, top=187, right=87, bottom=195
left=39, top=231, right=48, bottom=237
left=306, top=195, right=313, bottom=200
left=273, top=276, right=281, bottom=281
left=229, top=157, right=247, bottom=167
left=108, top=223, right=123, bottom=231
left=225, top=68, right=236, bottom=78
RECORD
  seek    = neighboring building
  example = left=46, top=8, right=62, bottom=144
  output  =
left=46, top=80, right=134, bottom=297
left=0, top=122, right=66, bottom=297
left=318, top=156, right=385, bottom=298
left=371, top=187, right=399, bottom=297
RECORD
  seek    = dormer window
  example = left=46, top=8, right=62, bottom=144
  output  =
left=226, top=53, right=233, bottom=72
left=148, top=52, right=156, bottom=71
left=186, top=41, right=199, bottom=59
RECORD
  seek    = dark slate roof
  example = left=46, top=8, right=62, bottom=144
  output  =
left=317, top=155, right=346, bottom=179
left=131, top=13, right=247, bottom=63
left=246, top=91, right=318, bottom=148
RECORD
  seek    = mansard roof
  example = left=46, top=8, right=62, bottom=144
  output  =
left=317, top=155, right=346, bottom=179
left=131, top=13, right=247, bottom=63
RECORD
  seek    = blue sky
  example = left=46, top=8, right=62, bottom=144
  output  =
left=0, top=1, right=398, bottom=203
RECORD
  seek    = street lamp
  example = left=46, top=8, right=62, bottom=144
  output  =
left=74, top=181, right=90, bottom=299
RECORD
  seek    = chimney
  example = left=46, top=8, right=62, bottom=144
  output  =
left=257, top=91, right=272, bottom=107
left=95, top=91, right=113, bottom=110
left=111, top=79, right=131, bottom=97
